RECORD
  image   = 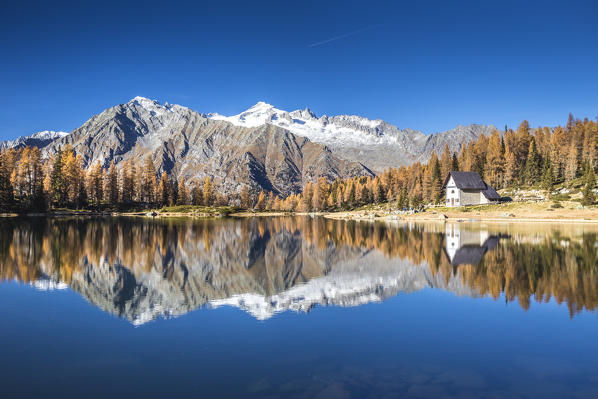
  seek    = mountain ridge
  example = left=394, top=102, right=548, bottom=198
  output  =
left=0, top=97, right=497, bottom=195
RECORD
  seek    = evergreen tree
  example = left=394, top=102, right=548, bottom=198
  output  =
left=63, top=150, right=85, bottom=208
left=541, top=155, right=554, bottom=199
left=49, top=147, right=67, bottom=207
left=0, top=149, right=15, bottom=210
left=177, top=178, right=189, bottom=205
left=581, top=162, right=596, bottom=206
left=191, top=182, right=203, bottom=205
left=565, top=142, right=579, bottom=184
left=523, top=139, right=542, bottom=185
left=157, top=172, right=170, bottom=207
left=451, top=153, right=459, bottom=172
left=121, top=160, right=136, bottom=203
left=141, top=155, right=157, bottom=204
left=87, top=162, right=104, bottom=207
left=104, top=162, right=119, bottom=206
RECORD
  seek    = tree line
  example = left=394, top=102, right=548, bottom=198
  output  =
left=0, top=145, right=230, bottom=212
left=0, top=114, right=596, bottom=213
left=274, top=113, right=598, bottom=211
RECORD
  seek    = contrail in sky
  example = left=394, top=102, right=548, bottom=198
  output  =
left=308, top=24, right=381, bottom=47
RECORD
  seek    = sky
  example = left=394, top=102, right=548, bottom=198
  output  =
left=1, top=0, right=597, bottom=140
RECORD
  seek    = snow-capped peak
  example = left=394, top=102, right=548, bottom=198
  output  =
left=207, top=102, right=402, bottom=147
left=30, top=130, right=68, bottom=140
left=0, top=130, right=69, bottom=150
left=127, top=96, right=189, bottom=115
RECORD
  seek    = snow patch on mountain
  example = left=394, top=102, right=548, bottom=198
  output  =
left=1, top=130, right=69, bottom=149
left=207, top=102, right=405, bottom=147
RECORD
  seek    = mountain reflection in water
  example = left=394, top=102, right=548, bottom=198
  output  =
left=0, top=217, right=597, bottom=324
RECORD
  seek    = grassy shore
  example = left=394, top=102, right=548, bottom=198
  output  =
left=322, top=200, right=598, bottom=223
left=3, top=201, right=597, bottom=223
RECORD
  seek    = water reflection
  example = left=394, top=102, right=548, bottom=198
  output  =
left=0, top=217, right=597, bottom=323
left=444, top=224, right=504, bottom=266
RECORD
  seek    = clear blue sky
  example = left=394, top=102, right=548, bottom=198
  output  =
left=1, top=0, right=597, bottom=140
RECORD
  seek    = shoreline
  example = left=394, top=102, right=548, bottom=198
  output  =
left=1, top=201, right=597, bottom=223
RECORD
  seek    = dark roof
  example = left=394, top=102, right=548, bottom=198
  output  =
left=482, top=186, right=500, bottom=200
left=445, top=171, right=487, bottom=190
left=450, top=236, right=501, bottom=266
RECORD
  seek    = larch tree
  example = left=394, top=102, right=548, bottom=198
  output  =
left=104, top=162, right=119, bottom=206
left=541, top=155, right=554, bottom=199
left=255, top=190, right=266, bottom=210
left=191, top=182, right=203, bottom=205
left=121, top=160, right=136, bottom=203
left=484, top=130, right=505, bottom=189
left=439, top=144, right=453, bottom=181
left=565, top=142, right=579, bottom=184
left=240, top=185, right=251, bottom=208
left=63, top=151, right=85, bottom=207
left=177, top=178, right=189, bottom=205
left=202, top=177, right=213, bottom=206
left=49, top=147, right=67, bottom=207
left=581, top=162, right=596, bottom=206
left=86, top=162, right=104, bottom=207
left=141, top=155, right=157, bottom=204
left=157, top=172, right=171, bottom=207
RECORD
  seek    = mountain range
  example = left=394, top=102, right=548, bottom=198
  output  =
left=2, top=97, right=497, bottom=196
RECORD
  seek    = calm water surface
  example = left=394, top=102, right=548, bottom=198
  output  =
left=0, top=216, right=597, bottom=398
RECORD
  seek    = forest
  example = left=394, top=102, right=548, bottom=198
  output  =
left=0, top=114, right=596, bottom=213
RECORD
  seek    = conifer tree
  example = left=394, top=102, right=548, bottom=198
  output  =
left=141, top=155, right=157, bottom=204
left=104, top=162, right=119, bottom=206
left=49, top=147, right=67, bottom=207
left=240, top=185, right=251, bottom=208
left=523, top=139, right=541, bottom=185
left=0, top=150, right=15, bottom=211
left=266, top=191, right=275, bottom=210
left=202, top=177, right=213, bottom=206
left=581, top=162, right=596, bottom=206
left=177, top=178, right=189, bottom=205
left=484, top=130, right=505, bottom=189
left=565, top=143, right=579, bottom=184
left=541, top=155, right=554, bottom=199
left=191, top=182, right=203, bottom=205
left=255, top=190, right=266, bottom=210
left=63, top=150, right=85, bottom=207
left=439, top=144, right=452, bottom=181
left=87, top=162, right=104, bottom=207
left=451, top=153, right=459, bottom=172
left=121, top=160, right=136, bottom=203
left=157, top=172, right=170, bottom=207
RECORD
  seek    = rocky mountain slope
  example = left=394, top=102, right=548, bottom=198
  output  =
left=208, top=102, right=496, bottom=171
left=2, top=97, right=496, bottom=194
left=42, top=97, right=372, bottom=197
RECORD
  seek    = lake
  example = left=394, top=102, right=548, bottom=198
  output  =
left=0, top=216, right=597, bottom=398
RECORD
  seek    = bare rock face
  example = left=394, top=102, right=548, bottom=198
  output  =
left=208, top=101, right=496, bottom=172
left=42, top=97, right=372, bottom=197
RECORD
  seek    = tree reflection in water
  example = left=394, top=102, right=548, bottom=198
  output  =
left=0, top=217, right=596, bottom=322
